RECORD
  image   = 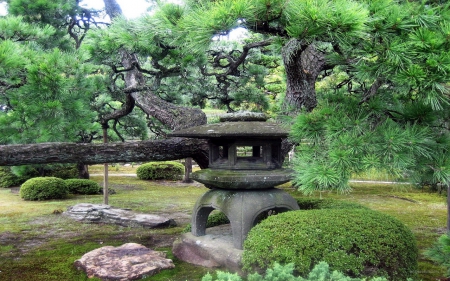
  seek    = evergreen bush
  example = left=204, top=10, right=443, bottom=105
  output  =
left=20, top=177, right=68, bottom=201
left=47, top=164, right=78, bottom=179
left=202, top=262, right=391, bottom=281
left=0, top=167, right=24, bottom=188
left=242, top=209, right=417, bottom=280
left=65, top=179, right=101, bottom=195
left=136, top=161, right=184, bottom=180
left=425, top=234, right=450, bottom=277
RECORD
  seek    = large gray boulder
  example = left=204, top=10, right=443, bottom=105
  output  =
left=63, top=203, right=176, bottom=228
left=75, top=243, right=175, bottom=280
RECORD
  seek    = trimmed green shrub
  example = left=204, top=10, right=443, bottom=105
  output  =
left=20, top=177, right=68, bottom=201
left=0, top=167, right=24, bottom=188
left=202, top=262, right=391, bottom=281
left=242, top=209, right=418, bottom=281
left=136, top=161, right=184, bottom=180
left=65, top=179, right=101, bottom=195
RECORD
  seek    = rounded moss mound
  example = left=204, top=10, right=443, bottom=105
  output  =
left=65, top=179, right=101, bottom=195
left=136, top=161, right=184, bottom=180
left=20, top=177, right=68, bottom=201
left=242, top=209, right=418, bottom=280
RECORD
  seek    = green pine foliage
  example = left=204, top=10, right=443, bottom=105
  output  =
left=136, top=161, right=184, bottom=180
left=0, top=167, right=23, bottom=188
left=290, top=90, right=450, bottom=194
left=202, top=261, right=391, bottom=281
left=174, top=0, right=450, bottom=194
left=425, top=234, right=450, bottom=277
left=65, top=179, right=101, bottom=195
left=242, top=209, right=418, bottom=281
left=19, top=177, right=68, bottom=201
left=0, top=20, right=101, bottom=145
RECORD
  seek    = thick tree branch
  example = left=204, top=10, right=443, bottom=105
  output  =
left=99, top=92, right=135, bottom=128
left=359, top=78, right=385, bottom=105
left=0, top=138, right=209, bottom=168
left=203, top=39, right=274, bottom=78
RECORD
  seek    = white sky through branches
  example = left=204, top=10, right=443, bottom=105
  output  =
left=80, top=0, right=152, bottom=19
left=0, top=0, right=152, bottom=18
left=0, top=0, right=247, bottom=41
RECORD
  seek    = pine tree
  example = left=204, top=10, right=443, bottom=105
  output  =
left=173, top=0, right=450, bottom=194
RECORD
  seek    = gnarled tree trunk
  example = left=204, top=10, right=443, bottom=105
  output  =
left=281, top=39, right=328, bottom=114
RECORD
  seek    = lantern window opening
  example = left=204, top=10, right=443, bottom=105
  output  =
left=236, top=146, right=262, bottom=159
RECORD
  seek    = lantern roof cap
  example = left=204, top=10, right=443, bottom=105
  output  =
left=169, top=112, right=289, bottom=139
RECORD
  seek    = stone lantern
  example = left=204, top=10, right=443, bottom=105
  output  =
left=170, top=112, right=299, bottom=249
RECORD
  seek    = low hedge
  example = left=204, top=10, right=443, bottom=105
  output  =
left=242, top=208, right=418, bottom=280
left=65, top=179, right=101, bottom=195
left=136, top=161, right=184, bottom=180
left=0, top=167, right=23, bottom=188
left=20, top=177, right=68, bottom=201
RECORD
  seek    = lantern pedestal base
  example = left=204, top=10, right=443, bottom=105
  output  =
left=172, top=225, right=244, bottom=274
left=191, top=188, right=299, bottom=249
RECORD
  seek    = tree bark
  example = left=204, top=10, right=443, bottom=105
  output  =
left=103, top=0, right=123, bottom=18
left=103, top=126, right=109, bottom=205
left=132, top=92, right=206, bottom=131
left=183, top=157, right=193, bottom=183
left=77, top=162, right=90, bottom=179
left=281, top=39, right=328, bottom=114
left=0, top=138, right=209, bottom=169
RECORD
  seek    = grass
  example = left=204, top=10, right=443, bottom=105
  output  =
left=0, top=165, right=448, bottom=280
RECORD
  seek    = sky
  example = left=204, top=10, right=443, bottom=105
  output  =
left=0, top=0, right=247, bottom=40
left=0, top=0, right=153, bottom=18
left=80, top=0, right=152, bottom=19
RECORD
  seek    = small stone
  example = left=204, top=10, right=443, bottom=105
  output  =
left=75, top=243, right=175, bottom=281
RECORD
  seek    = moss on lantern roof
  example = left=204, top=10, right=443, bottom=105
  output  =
left=170, top=112, right=289, bottom=138
left=169, top=121, right=289, bottom=138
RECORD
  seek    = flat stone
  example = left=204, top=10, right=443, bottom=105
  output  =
left=75, top=243, right=175, bottom=281
left=63, top=203, right=176, bottom=228
left=172, top=225, right=243, bottom=274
